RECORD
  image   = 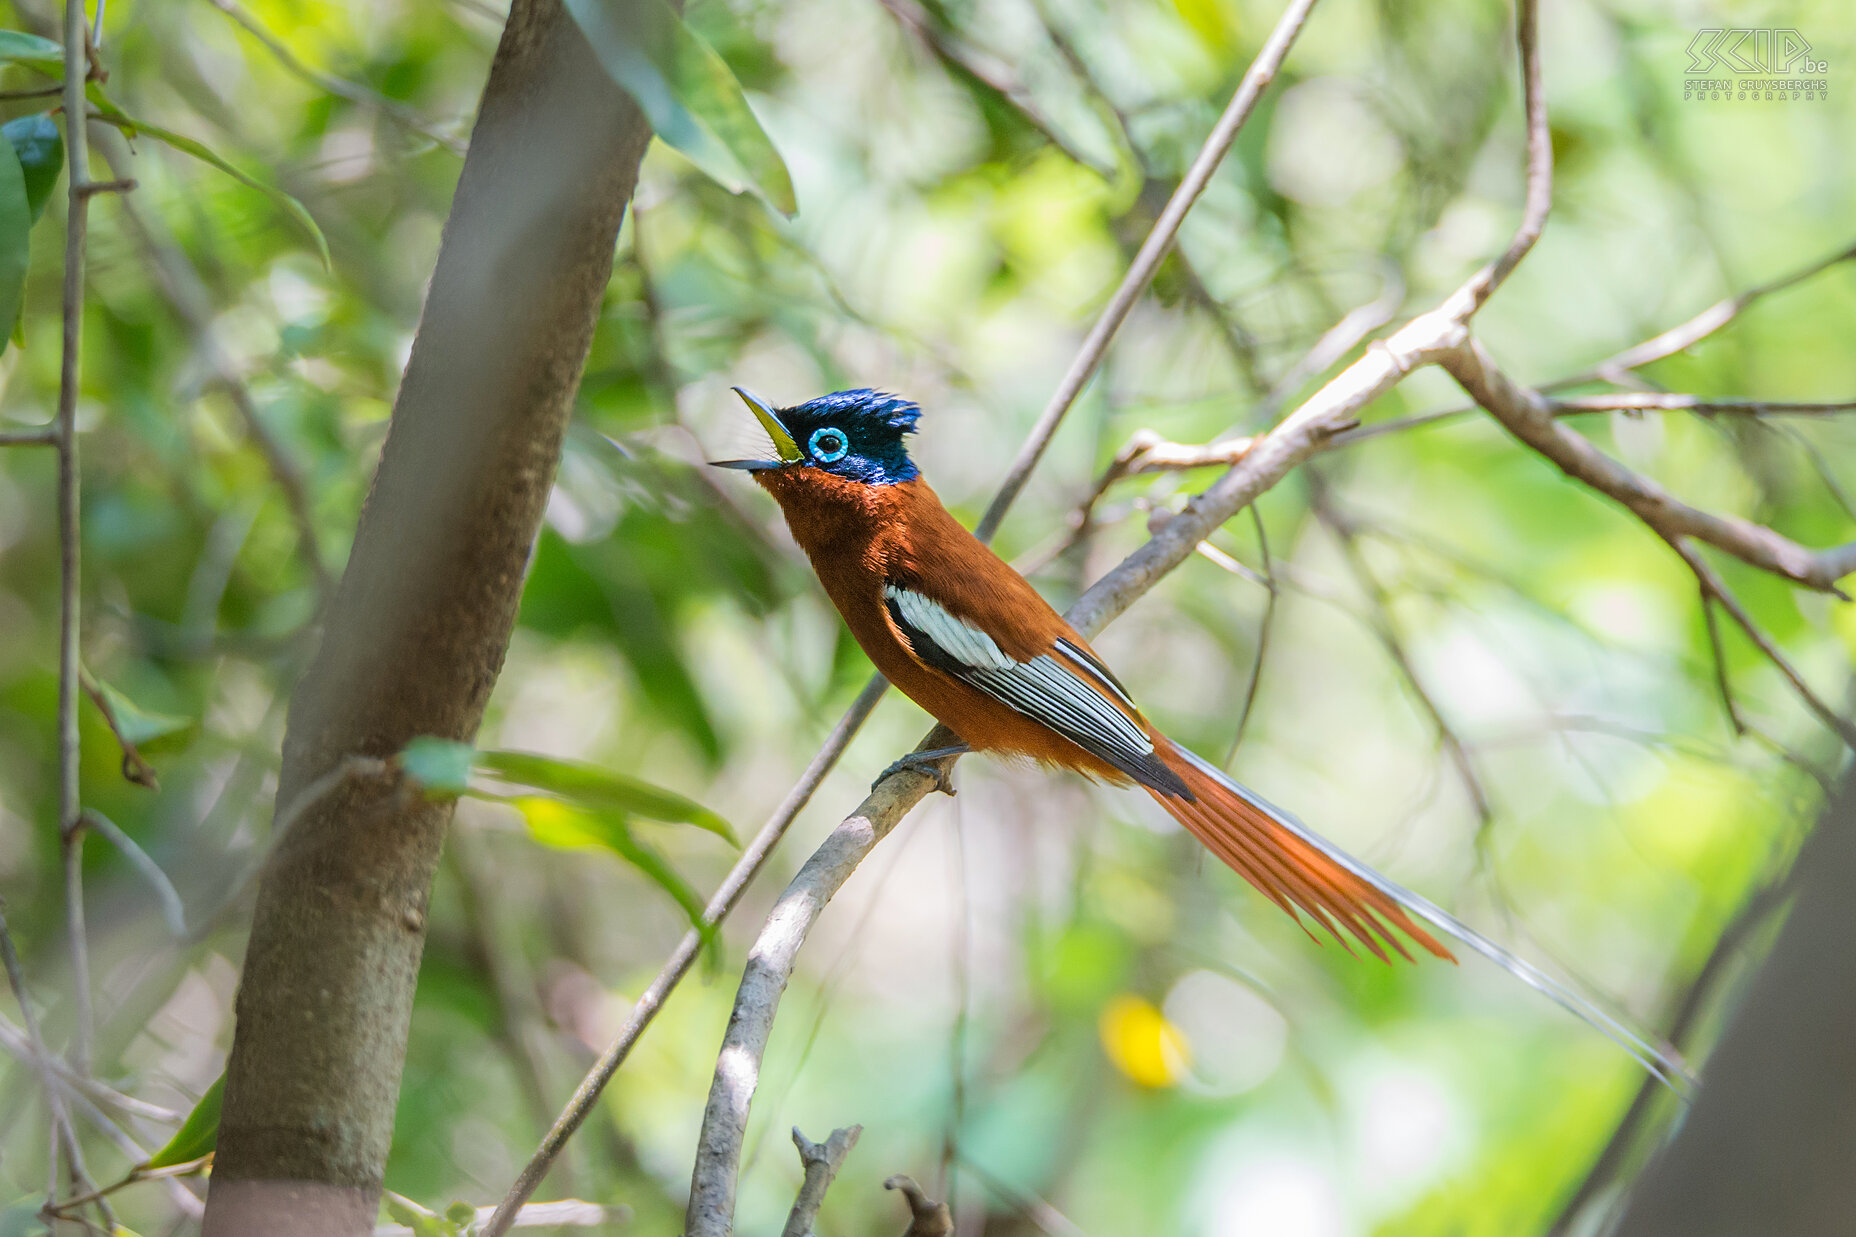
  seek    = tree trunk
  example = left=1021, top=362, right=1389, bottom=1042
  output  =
left=202, top=3, right=652, bottom=1231
left=1609, top=769, right=1856, bottom=1237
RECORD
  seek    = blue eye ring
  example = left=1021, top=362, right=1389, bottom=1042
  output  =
left=809, top=426, right=849, bottom=464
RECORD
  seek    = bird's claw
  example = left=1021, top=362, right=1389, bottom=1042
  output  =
left=874, top=750, right=961, bottom=796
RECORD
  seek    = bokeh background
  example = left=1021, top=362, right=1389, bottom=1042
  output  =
left=0, top=0, right=1852, bottom=1232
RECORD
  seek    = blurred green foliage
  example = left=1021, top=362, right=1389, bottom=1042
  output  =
left=0, top=0, right=1848, bottom=1233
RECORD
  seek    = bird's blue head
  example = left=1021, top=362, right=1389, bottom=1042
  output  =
left=712, top=387, right=921, bottom=486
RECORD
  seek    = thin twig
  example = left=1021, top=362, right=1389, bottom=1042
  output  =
left=1699, top=591, right=1747, bottom=737
left=201, top=0, right=469, bottom=155
left=1439, top=0, right=1547, bottom=319
left=956, top=1152, right=1092, bottom=1237
left=1667, top=538, right=1856, bottom=749
left=1312, top=485, right=1494, bottom=829
left=0, top=1015, right=180, bottom=1123
left=79, top=811, right=186, bottom=936
left=782, top=1126, right=862, bottom=1237
left=57, top=0, right=96, bottom=1087
left=1564, top=241, right=1856, bottom=386
left=0, top=425, right=58, bottom=445
left=1550, top=394, right=1856, bottom=417
left=1226, top=505, right=1276, bottom=761
left=1439, top=336, right=1856, bottom=594
left=375, top=1198, right=627, bottom=1234
left=878, top=0, right=1104, bottom=175
left=975, top=0, right=1322, bottom=541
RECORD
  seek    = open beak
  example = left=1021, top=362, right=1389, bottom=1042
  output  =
left=710, top=387, right=803, bottom=471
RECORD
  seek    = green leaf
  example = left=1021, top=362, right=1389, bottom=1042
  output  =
left=89, top=676, right=193, bottom=749
left=443, top=1201, right=478, bottom=1228
left=3, top=113, right=62, bottom=222
left=562, top=0, right=795, bottom=215
left=515, top=798, right=716, bottom=955
left=0, top=30, right=64, bottom=76
left=87, top=96, right=331, bottom=269
left=0, top=136, right=29, bottom=355
left=141, top=1074, right=222, bottom=1171
left=400, top=737, right=474, bottom=799
left=478, top=749, right=735, bottom=843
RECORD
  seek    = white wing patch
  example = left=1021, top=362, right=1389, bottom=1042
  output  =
left=881, top=585, right=1158, bottom=772
left=882, top=585, right=1015, bottom=670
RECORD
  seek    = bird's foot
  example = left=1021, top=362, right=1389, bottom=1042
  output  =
left=874, top=744, right=970, bottom=796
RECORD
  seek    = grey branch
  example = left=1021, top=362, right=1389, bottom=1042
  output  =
left=1438, top=336, right=1856, bottom=594
left=686, top=773, right=947, bottom=1235
left=782, top=1126, right=862, bottom=1237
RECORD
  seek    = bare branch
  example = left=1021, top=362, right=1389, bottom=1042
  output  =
left=1226, top=506, right=1277, bottom=760
left=685, top=766, right=949, bottom=1236
left=377, top=1198, right=627, bottom=1234
left=783, top=1126, right=862, bottom=1237
left=1549, top=394, right=1856, bottom=417
left=1665, top=538, right=1856, bottom=749
left=1437, top=0, right=1547, bottom=319
left=0, top=425, right=57, bottom=446
left=57, top=0, right=96, bottom=1090
left=976, top=0, right=1322, bottom=540
left=1564, top=240, right=1856, bottom=385
left=1439, top=336, right=1856, bottom=594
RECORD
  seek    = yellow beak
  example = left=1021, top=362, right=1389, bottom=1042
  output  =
left=732, top=387, right=803, bottom=465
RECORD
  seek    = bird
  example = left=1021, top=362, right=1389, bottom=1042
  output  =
left=714, top=387, right=1688, bottom=1084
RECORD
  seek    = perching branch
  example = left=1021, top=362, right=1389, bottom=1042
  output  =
left=781, top=1126, right=862, bottom=1237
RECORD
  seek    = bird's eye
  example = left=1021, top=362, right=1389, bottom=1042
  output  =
left=809, top=427, right=849, bottom=464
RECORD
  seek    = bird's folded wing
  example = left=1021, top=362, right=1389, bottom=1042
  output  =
left=881, top=583, right=1189, bottom=797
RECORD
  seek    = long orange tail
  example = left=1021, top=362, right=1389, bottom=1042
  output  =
left=1151, top=740, right=1450, bottom=962
left=1149, top=738, right=1695, bottom=1095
